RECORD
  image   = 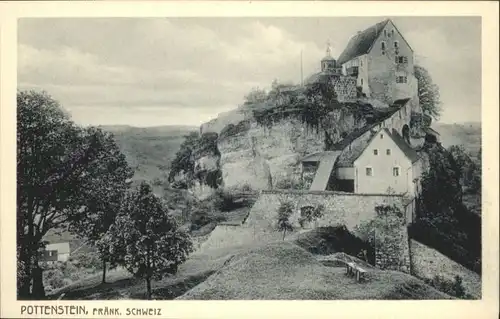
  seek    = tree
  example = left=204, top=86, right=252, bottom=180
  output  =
left=298, top=204, right=325, bottom=228
left=415, top=65, right=442, bottom=120
left=67, top=127, right=134, bottom=284
left=244, top=87, right=268, bottom=105
left=168, top=132, right=199, bottom=188
left=107, top=182, right=193, bottom=299
left=419, top=143, right=462, bottom=222
left=276, top=200, right=294, bottom=240
left=447, top=144, right=481, bottom=193
left=16, top=90, right=132, bottom=299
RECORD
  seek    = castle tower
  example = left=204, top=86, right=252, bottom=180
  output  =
left=321, top=41, right=337, bottom=72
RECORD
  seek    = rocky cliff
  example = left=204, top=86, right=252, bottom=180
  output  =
left=190, top=104, right=379, bottom=195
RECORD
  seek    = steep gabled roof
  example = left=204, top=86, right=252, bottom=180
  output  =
left=385, top=128, right=420, bottom=163
left=337, top=19, right=389, bottom=65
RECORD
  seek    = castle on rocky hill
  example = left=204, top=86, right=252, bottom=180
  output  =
left=297, top=18, right=440, bottom=202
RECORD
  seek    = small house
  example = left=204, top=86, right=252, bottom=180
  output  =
left=40, top=242, right=70, bottom=263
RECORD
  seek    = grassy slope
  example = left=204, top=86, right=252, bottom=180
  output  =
left=50, top=241, right=452, bottom=300
left=178, top=242, right=452, bottom=300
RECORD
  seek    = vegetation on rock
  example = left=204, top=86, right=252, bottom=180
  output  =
left=168, top=132, right=223, bottom=190
left=415, top=65, right=442, bottom=120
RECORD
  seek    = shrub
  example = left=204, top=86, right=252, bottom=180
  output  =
left=425, top=275, right=467, bottom=299
left=276, top=200, right=294, bottom=240
left=275, top=177, right=306, bottom=190
left=298, top=204, right=325, bottom=228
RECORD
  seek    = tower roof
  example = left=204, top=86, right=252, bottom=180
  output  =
left=321, top=40, right=335, bottom=61
left=337, top=19, right=390, bottom=65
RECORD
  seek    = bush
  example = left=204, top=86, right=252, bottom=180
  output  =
left=275, top=177, right=306, bottom=190
left=298, top=204, right=325, bottom=228
left=219, top=120, right=252, bottom=139
left=425, top=275, right=467, bottom=299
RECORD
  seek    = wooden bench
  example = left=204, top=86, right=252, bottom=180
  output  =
left=345, top=262, right=367, bottom=282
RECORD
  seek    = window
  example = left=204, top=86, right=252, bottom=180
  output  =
left=395, top=56, right=408, bottom=64
left=394, top=41, right=399, bottom=48
left=384, top=29, right=387, bottom=37
left=393, top=167, right=400, bottom=176
left=396, top=76, right=408, bottom=83
left=373, top=149, right=378, bottom=155
left=390, top=30, right=395, bottom=37
left=380, top=133, right=384, bottom=139
left=361, top=78, right=363, bottom=86
left=366, top=167, right=373, bottom=176
left=381, top=41, right=386, bottom=51
left=386, top=149, right=391, bottom=155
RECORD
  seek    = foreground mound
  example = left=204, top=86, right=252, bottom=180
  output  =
left=295, top=226, right=374, bottom=263
left=177, top=242, right=453, bottom=300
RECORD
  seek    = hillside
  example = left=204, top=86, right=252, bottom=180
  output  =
left=179, top=242, right=452, bottom=300
left=99, top=125, right=197, bottom=193
left=49, top=241, right=452, bottom=300
left=432, top=122, right=481, bottom=159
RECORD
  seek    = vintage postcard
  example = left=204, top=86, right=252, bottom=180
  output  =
left=0, top=1, right=498, bottom=318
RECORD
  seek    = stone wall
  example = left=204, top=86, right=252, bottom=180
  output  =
left=332, top=76, right=357, bottom=102
left=251, top=190, right=411, bottom=272
left=409, top=239, right=482, bottom=298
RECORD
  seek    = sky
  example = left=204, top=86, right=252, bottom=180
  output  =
left=18, top=17, right=481, bottom=127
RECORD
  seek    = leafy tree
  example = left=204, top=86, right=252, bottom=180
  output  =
left=67, top=127, right=133, bottom=284
left=419, top=144, right=462, bottom=222
left=447, top=145, right=481, bottom=193
left=244, top=87, right=268, bottom=105
left=168, top=131, right=199, bottom=188
left=298, top=204, right=325, bottom=228
left=16, top=90, right=132, bottom=299
left=276, top=200, right=294, bottom=240
left=411, top=143, right=481, bottom=273
left=415, top=65, right=442, bottom=120
left=168, top=132, right=222, bottom=190
left=107, top=182, right=193, bottom=299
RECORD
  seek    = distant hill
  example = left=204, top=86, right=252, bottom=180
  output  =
left=99, top=125, right=198, bottom=188
left=432, top=122, right=481, bottom=158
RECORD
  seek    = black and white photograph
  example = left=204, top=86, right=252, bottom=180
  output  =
left=6, top=9, right=493, bottom=307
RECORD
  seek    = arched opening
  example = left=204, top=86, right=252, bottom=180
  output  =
left=402, top=124, right=410, bottom=144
